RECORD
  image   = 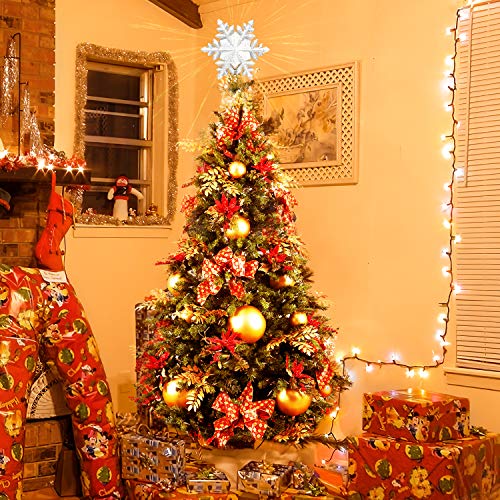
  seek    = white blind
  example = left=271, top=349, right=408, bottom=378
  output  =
left=455, top=1, right=500, bottom=371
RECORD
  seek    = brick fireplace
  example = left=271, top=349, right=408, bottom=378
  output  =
left=0, top=0, right=56, bottom=267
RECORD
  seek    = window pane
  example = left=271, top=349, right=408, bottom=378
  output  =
left=87, top=70, right=140, bottom=101
left=85, top=110, right=141, bottom=139
left=85, top=144, right=141, bottom=180
left=86, top=100, right=141, bottom=114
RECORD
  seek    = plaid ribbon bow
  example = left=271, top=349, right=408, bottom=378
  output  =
left=210, top=382, right=275, bottom=448
left=196, top=246, right=258, bottom=305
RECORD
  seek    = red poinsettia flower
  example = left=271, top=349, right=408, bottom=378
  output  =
left=205, top=328, right=242, bottom=364
left=214, top=194, right=241, bottom=220
left=254, top=157, right=274, bottom=177
left=261, top=245, right=287, bottom=266
left=286, top=354, right=313, bottom=381
left=143, top=350, right=170, bottom=370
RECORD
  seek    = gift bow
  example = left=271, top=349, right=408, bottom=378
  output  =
left=197, top=247, right=258, bottom=305
left=210, top=382, right=275, bottom=448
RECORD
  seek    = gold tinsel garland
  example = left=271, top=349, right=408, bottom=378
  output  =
left=73, top=43, right=179, bottom=225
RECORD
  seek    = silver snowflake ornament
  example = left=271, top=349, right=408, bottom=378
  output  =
left=202, top=19, right=269, bottom=79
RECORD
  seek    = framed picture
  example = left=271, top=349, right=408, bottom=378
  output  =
left=257, top=62, right=359, bottom=186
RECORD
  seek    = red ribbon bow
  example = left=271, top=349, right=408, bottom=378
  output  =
left=316, top=358, right=336, bottom=392
left=210, top=382, right=275, bottom=448
left=196, top=247, right=258, bottom=305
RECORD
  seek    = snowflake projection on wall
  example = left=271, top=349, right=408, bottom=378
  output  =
left=202, top=19, right=269, bottom=79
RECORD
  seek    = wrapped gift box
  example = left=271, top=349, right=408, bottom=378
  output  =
left=121, top=432, right=185, bottom=489
left=124, top=478, right=235, bottom=499
left=237, top=461, right=293, bottom=498
left=186, top=467, right=231, bottom=494
left=347, top=432, right=500, bottom=499
left=363, top=389, right=470, bottom=442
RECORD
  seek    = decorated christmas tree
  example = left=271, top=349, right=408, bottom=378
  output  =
left=136, top=20, right=349, bottom=448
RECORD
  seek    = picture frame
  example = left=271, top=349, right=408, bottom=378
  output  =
left=257, top=62, right=359, bottom=186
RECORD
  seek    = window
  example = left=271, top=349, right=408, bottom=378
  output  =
left=74, top=44, right=179, bottom=224
left=83, top=62, right=153, bottom=214
left=454, top=1, right=500, bottom=371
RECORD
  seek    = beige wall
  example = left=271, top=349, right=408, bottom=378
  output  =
left=56, top=0, right=500, bottom=433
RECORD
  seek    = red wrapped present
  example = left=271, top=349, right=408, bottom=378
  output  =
left=347, top=432, right=500, bottom=499
left=363, top=389, right=470, bottom=442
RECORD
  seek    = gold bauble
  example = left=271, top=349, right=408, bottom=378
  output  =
left=228, top=305, right=266, bottom=343
left=162, top=380, right=188, bottom=408
left=225, top=216, right=250, bottom=240
left=320, top=384, right=333, bottom=397
left=228, top=161, right=247, bottom=179
left=276, top=389, right=312, bottom=416
left=167, top=273, right=184, bottom=296
left=179, top=308, right=194, bottom=323
left=290, top=311, right=308, bottom=326
left=270, top=275, right=294, bottom=289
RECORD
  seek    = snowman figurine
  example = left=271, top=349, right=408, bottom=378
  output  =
left=107, top=175, right=144, bottom=221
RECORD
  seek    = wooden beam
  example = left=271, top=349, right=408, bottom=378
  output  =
left=147, top=0, right=202, bottom=29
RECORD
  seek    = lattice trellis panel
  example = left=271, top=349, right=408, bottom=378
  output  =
left=256, top=63, right=359, bottom=186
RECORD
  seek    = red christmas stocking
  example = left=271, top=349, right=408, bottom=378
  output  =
left=34, top=173, right=74, bottom=271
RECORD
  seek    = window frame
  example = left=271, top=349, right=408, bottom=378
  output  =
left=74, top=43, right=179, bottom=224
left=452, top=0, right=500, bottom=374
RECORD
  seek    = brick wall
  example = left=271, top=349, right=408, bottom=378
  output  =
left=0, top=0, right=56, bottom=266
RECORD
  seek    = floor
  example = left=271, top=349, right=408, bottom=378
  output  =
left=22, top=488, right=80, bottom=499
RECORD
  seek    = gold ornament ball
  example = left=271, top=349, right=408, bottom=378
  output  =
left=228, top=161, right=247, bottom=179
left=225, top=216, right=250, bottom=240
left=179, top=308, right=194, bottom=323
left=270, top=275, right=294, bottom=289
left=167, top=273, right=184, bottom=296
left=162, top=380, right=188, bottom=408
left=320, top=384, right=333, bottom=397
left=229, top=305, right=266, bottom=343
left=290, top=311, right=308, bottom=326
left=276, top=389, right=312, bottom=416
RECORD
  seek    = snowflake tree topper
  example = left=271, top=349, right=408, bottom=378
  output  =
left=202, top=19, right=269, bottom=79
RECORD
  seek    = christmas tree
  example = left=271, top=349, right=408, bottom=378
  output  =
left=136, top=20, right=349, bottom=448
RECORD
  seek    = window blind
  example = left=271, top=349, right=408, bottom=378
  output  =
left=455, top=0, right=500, bottom=370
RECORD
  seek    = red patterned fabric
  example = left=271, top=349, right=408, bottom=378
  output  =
left=197, top=247, right=258, bottom=305
left=0, top=265, right=123, bottom=499
left=210, top=382, right=275, bottom=448
left=347, top=432, right=500, bottom=499
left=363, top=390, right=470, bottom=442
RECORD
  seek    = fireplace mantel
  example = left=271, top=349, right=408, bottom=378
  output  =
left=0, top=167, right=90, bottom=185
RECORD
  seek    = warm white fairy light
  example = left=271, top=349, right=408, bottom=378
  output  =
left=351, top=346, right=361, bottom=356
left=390, top=352, right=400, bottom=362
left=339, top=8, right=462, bottom=381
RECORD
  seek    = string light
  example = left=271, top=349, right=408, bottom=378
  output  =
left=339, top=7, right=464, bottom=381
